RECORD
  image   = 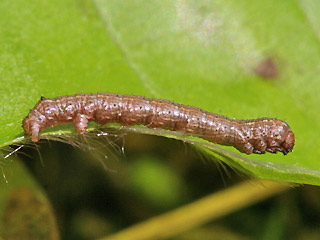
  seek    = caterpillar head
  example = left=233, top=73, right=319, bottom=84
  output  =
left=280, top=130, right=295, bottom=155
left=266, top=120, right=295, bottom=155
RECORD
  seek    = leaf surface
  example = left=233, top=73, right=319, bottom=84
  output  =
left=1, top=0, right=320, bottom=184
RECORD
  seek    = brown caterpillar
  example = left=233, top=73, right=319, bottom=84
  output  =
left=22, top=93, right=295, bottom=155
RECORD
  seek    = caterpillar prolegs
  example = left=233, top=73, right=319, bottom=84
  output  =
left=22, top=93, right=295, bottom=155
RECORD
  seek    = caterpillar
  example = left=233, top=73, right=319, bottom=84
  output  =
left=22, top=93, right=295, bottom=155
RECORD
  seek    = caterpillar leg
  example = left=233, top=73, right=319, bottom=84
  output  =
left=237, top=142, right=254, bottom=155
left=73, top=114, right=89, bottom=134
left=30, top=126, right=40, bottom=142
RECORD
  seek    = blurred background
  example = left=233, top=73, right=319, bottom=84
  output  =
left=1, top=132, right=319, bottom=240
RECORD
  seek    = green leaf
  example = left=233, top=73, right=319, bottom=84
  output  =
left=1, top=0, right=320, bottom=185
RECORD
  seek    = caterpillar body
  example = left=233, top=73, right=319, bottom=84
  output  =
left=22, top=93, right=295, bottom=155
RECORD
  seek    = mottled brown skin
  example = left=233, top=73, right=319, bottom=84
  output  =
left=22, top=93, right=295, bottom=155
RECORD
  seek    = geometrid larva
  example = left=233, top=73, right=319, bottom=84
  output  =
left=22, top=93, right=295, bottom=155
